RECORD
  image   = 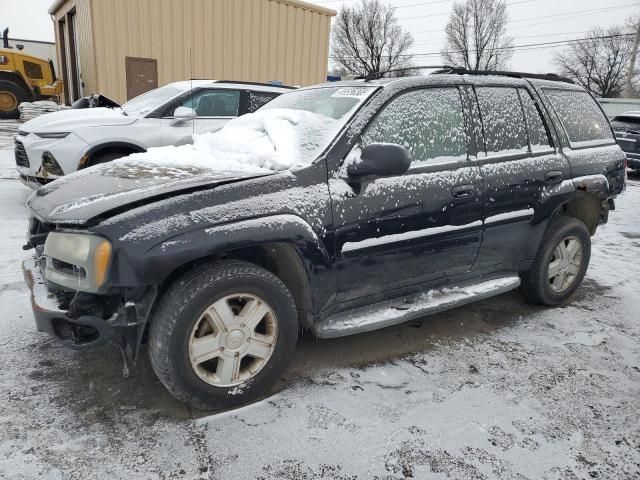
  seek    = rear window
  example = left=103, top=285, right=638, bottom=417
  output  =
left=544, top=89, right=613, bottom=148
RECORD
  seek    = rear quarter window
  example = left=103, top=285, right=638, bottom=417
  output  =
left=543, top=89, right=614, bottom=148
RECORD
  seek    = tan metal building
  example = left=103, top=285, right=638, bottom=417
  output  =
left=48, top=0, right=335, bottom=105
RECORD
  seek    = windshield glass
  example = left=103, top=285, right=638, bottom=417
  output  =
left=122, top=84, right=190, bottom=116
left=236, top=85, right=377, bottom=166
left=119, top=85, right=377, bottom=174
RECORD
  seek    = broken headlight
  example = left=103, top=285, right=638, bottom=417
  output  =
left=44, top=232, right=112, bottom=293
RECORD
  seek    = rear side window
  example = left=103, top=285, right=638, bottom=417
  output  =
left=362, top=87, right=467, bottom=165
left=544, top=89, right=613, bottom=147
left=249, top=91, right=279, bottom=112
left=476, top=87, right=528, bottom=156
left=519, top=90, right=552, bottom=151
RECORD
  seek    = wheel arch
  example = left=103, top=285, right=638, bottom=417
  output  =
left=121, top=215, right=329, bottom=328
left=82, top=141, right=146, bottom=168
left=157, top=242, right=315, bottom=328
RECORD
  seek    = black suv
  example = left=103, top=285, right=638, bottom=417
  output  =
left=22, top=70, right=625, bottom=410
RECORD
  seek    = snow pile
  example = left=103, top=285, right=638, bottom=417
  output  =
left=121, top=108, right=337, bottom=173
left=18, top=101, right=68, bottom=121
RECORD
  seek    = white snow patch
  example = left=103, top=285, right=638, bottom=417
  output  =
left=119, top=108, right=337, bottom=173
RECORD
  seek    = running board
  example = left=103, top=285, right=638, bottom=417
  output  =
left=313, top=275, right=521, bottom=339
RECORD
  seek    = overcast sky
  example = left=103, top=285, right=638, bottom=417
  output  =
left=3, top=0, right=639, bottom=73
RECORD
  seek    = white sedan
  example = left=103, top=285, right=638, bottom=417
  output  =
left=14, top=80, right=291, bottom=188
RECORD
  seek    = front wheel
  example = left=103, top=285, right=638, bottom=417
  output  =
left=148, top=261, right=298, bottom=410
left=521, top=216, right=591, bottom=306
left=0, top=80, right=29, bottom=119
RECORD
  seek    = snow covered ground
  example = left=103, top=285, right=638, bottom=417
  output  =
left=0, top=121, right=639, bottom=479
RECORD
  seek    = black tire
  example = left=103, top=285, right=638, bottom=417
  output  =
left=0, top=79, right=30, bottom=119
left=521, top=216, right=591, bottom=306
left=148, top=260, right=298, bottom=410
left=85, top=150, right=129, bottom=168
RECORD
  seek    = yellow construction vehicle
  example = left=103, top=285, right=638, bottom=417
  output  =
left=0, top=28, right=63, bottom=119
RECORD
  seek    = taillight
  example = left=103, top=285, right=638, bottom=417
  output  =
left=0, top=55, right=8, bottom=65
left=624, top=156, right=628, bottom=181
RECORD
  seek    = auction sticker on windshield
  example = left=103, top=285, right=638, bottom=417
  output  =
left=331, top=88, right=371, bottom=98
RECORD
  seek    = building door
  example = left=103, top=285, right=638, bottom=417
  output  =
left=125, top=57, right=158, bottom=100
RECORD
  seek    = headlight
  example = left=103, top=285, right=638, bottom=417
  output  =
left=44, top=232, right=112, bottom=292
left=35, top=132, right=70, bottom=139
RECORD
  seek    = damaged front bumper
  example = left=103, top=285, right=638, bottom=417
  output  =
left=22, top=257, right=157, bottom=373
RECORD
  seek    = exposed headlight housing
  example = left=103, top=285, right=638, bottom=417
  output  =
left=34, top=132, right=70, bottom=139
left=41, top=152, right=64, bottom=176
left=44, top=232, right=113, bottom=293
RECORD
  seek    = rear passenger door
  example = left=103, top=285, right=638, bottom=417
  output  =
left=472, top=86, right=572, bottom=270
left=330, top=86, right=484, bottom=303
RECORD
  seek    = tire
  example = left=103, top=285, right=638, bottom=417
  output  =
left=85, top=150, right=129, bottom=168
left=0, top=79, right=30, bottom=119
left=148, top=260, right=298, bottom=410
left=521, top=216, right=591, bottom=306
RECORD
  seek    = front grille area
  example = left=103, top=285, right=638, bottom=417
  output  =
left=14, top=140, right=30, bottom=168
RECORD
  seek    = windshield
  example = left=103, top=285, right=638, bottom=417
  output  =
left=122, top=84, right=191, bottom=117
left=118, top=85, right=377, bottom=174
left=247, top=85, right=377, bottom=165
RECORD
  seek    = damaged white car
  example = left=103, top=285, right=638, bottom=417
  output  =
left=14, top=80, right=291, bottom=188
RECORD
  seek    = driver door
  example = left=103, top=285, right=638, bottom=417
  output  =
left=330, top=86, right=484, bottom=303
left=161, top=89, right=240, bottom=145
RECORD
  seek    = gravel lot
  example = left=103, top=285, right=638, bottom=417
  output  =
left=0, top=121, right=639, bottom=479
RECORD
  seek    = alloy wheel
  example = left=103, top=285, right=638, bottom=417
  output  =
left=548, top=235, right=583, bottom=293
left=188, top=293, right=278, bottom=387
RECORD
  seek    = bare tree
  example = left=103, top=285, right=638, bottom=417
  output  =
left=331, top=0, right=413, bottom=77
left=554, top=26, right=635, bottom=98
left=442, top=0, right=513, bottom=70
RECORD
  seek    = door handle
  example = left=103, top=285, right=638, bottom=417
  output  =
left=451, top=184, right=476, bottom=198
left=544, top=171, right=563, bottom=184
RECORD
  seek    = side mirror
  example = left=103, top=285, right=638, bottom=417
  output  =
left=346, top=143, right=411, bottom=179
left=171, top=106, right=196, bottom=125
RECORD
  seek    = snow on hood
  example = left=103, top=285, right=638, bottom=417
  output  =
left=20, top=107, right=136, bottom=133
left=116, top=108, right=337, bottom=174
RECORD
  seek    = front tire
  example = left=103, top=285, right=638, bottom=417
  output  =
left=521, top=216, right=591, bottom=305
left=0, top=80, right=29, bottom=119
left=148, top=261, right=298, bottom=410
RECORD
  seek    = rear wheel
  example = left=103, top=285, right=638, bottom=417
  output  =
left=521, top=216, right=591, bottom=305
left=0, top=80, right=29, bottom=119
left=148, top=261, right=298, bottom=410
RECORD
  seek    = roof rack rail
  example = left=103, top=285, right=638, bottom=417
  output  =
left=212, top=80, right=297, bottom=89
left=356, top=65, right=461, bottom=82
left=431, top=68, right=575, bottom=84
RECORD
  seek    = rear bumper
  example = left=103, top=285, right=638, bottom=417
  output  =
left=22, top=257, right=112, bottom=350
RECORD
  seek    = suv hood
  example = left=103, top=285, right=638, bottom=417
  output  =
left=20, top=108, right=136, bottom=133
left=27, top=160, right=271, bottom=225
